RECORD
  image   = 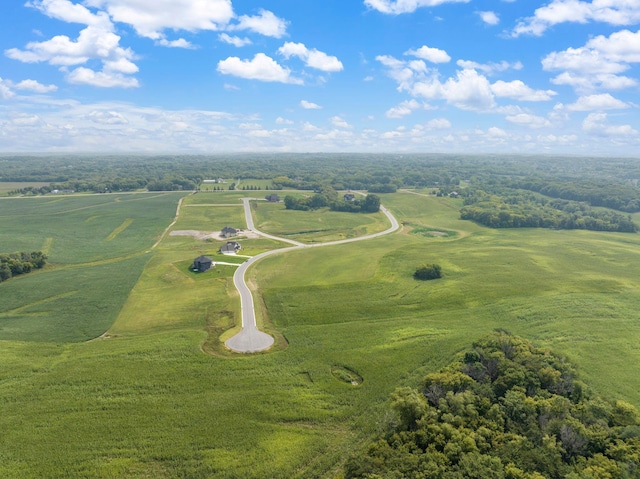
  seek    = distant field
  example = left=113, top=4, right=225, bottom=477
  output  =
left=252, top=201, right=390, bottom=243
left=0, top=192, right=186, bottom=263
left=1, top=189, right=640, bottom=478
left=0, top=181, right=51, bottom=195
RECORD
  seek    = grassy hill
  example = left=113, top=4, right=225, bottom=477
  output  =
left=0, top=190, right=639, bottom=477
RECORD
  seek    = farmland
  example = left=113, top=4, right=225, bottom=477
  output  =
left=1, top=183, right=640, bottom=478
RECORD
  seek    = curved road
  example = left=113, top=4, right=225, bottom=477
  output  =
left=225, top=198, right=400, bottom=353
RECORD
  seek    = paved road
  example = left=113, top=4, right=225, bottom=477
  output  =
left=225, top=197, right=400, bottom=353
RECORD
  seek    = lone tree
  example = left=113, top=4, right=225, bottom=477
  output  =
left=414, top=263, right=442, bottom=281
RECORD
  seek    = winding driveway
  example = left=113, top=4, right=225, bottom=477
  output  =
left=225, top=198, right=400, bottom=353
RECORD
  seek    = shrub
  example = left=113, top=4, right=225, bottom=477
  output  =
left=414, top=263, right=442, bottom=280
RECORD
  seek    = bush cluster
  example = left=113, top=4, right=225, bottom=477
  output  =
left=0, top=251, right=47, bottom=282
left=414, top=264, right=442, bottom=280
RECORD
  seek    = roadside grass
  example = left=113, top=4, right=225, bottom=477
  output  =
left=1, top=190, right=640, bottom=478
left=252, top=201, right=390, bottom=243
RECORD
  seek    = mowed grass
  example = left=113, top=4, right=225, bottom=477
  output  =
left=1, top=190, right=640, bottom=477
left=252, top=201, right=390, bottom=243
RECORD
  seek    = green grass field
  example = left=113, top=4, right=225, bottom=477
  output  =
left=1, top=190, right=640, bottom=478
left=252, top=201, right=390, bottom=243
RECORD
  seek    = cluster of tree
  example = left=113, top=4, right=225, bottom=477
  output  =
left=0, top=251, right=47, bottom=282
left=145, top=176, right=200, bottom=191
left=7, top=185, right=54, bottom=196
left=414, top=264, right=443, bottom=280
left=284, top=190, right=380, bottom=213
left=460, top=191, right=638, bottom=232
left=345, top=331, right=640, bottom=479
left=507, top=177, right=640, bottom=213
left=240, top=185, right=263, bottom=190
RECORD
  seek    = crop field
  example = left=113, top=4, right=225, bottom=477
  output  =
left=0, top=192, right=186, bottom=263
left=1, top=190, right=640, bottom=478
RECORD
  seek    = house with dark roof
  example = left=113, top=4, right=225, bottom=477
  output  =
left=221, top=226, right=237, bottom=238
left=265, top=194, right=280, bottom=202
left=192, top=256, right=213, bottom=272
left=220, top=241, right=241, bottom=254
left=344, top=193, right=356, bottom=201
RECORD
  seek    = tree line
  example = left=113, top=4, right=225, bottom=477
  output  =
left=284, top=188, right=381, bottom=213
left=346, top=331, right=640, bottom=479
left=0, top=251, right=47, bottom=282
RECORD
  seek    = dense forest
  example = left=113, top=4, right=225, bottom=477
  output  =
left=346, top=331, right=640, bottom=479
left=0, top=251, right=47, bottom=282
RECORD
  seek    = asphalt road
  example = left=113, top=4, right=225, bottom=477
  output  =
left=225, top=197, right=400, bottom=353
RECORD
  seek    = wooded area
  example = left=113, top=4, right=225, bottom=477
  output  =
left=346, top=331, right=640, bottom=479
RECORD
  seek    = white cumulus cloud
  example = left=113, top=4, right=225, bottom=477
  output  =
left=300, top=100, right=322, bottom=109
left=5, top=4, right=139, bottom=88
left=457, top=60, right=523, bottom=75
left=364, top=0, right=471, bottom=15
left=506, top=113, right=551, bottom=128
left=491, top=80, right=556, bottom=101
left=218, top=33, right=252, bottom=47
left=83, top=0, right=234, bottom=40
left=386, top=99, right=421, bottom=118
left=278, top=42, right=343, bottom=72
left=405, top=45, right=451, bottom=63
left=0, top=78, right=15, bottom=99
left=14, top=79, right=58, bottom=93
left=542, top=29, right=640, bottom=92
left=232, top=9, right=288, bottom=38
left=67, top=67, right=139, bottom=88
left=512, top=0, right=640, bottom=37
left=583, top=112, right=638, bottom=136
left=217, top=53, right=303, bottom=84
left=331, top=116, right=351, bottom=128
left=566, top=93, right=630, bottom=111
left=478, top=11, right=500, bottom=25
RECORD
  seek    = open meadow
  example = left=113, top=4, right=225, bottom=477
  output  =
left=1, top=190, right=640, bottom=478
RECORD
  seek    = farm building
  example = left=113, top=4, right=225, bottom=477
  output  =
left=265, top=194, right=280, bottom=202
left=221, top=226, right=238, bottom=238
left=192, top=256, right=213, bottom=272
left=220, top=241, right=241, bottom=254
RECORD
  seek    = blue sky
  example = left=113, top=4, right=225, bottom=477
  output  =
left=1, top=0, right=639, bottom=155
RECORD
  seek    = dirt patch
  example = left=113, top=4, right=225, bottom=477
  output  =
left=169, top=230, right=260, bottom=241
left=427, top=231, right=448, bottom=237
